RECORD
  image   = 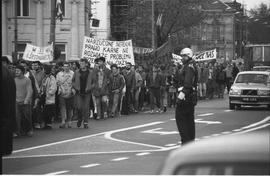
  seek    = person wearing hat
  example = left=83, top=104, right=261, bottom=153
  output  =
left=14, top=64, right=33, bottom=136
left=175, top=47, right=198, bottom=145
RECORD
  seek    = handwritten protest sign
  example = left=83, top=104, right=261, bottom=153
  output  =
left=133, top=47, right=153, bottom=54
left=195, top=49, right=217, bottom=61
left=172, top=53, right=183, bottom=65
left=172, top=49, right=217, bottom=63
left=23, top=43, right=53, bottom=62
left=82, top=37, right=135, bottom=66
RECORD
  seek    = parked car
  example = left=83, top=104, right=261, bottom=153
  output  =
left=159, top=132, right=270, bottom=175
left=229, top=71, right=270, bottom=110
left=252, top=65, right=270, bottom=72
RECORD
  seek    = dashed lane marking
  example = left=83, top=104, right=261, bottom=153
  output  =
left=224, top=110, right=234, bottom=112
left=136, top=152, right=150, bottom=156
left=80, top=163, right=100, bottom=168
left=45, top=170, right=69, bottom=175
left=111, top=157, right=129, bottom=161
left=197, top=113, right=214, bottom=117
left=164, top=144, right=178, bottom=147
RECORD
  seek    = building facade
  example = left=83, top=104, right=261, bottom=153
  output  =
left=2, top=0, right=91, bottom=61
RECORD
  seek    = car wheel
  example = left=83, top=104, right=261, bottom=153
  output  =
left=229, top=103, right=235, bottom=110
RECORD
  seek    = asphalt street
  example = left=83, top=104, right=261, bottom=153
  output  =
left=2, top=95, right=270, bottom=175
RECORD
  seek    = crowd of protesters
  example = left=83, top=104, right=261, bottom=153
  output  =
left=2, top=55, right=243, bottom=138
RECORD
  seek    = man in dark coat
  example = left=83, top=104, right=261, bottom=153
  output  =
left=1, top=63, right=16, bottom=156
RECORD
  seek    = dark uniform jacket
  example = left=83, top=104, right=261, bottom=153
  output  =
left=176, top=61, right=197, bottom=103
left=1, top=65, right=16, bottom=155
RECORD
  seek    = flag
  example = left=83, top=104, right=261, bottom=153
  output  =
left=56, top=0, right=63, bottom=21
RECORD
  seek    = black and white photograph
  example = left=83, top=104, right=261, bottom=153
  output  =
left=1, top=0, right=270, bottom=175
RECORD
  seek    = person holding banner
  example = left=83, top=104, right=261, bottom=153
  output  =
left=72, top=59, right=92, bottom=128
left=175, top=48, right=198, bottom=145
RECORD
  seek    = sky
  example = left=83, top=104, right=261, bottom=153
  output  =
left=242, top=0, right=270, bottom=9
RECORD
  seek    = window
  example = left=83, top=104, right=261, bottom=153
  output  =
left=55, top=43, right=66, bottom=61
left=17, top=0, right=29, bottom=17
left=17, top=43, right=27, bottom=59
left=212, top=25, right=220, bottom=41
left=58, top=0, right=65, bottom=17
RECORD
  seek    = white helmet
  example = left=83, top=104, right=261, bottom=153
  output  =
left=180, top=48, right=193, bottom=58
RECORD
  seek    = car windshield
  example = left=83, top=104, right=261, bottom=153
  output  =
left=235, top=74, right=268, bottom=84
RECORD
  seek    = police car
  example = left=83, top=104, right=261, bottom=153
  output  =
left=229, top=71, right=270, bottom=110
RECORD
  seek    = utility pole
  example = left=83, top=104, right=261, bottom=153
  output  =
left=14, top=0, right=18, bottom=61
left=151, top=0, right=155, bottom=49
left=85, top=0, right=91, bottom=36
left=50, top=0, right=56, bottom=51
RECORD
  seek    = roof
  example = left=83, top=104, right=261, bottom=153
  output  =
left=202, top=0, right=232, bottom=11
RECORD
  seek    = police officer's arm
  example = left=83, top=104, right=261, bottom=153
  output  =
left=182, top=66, right=195, bottom=95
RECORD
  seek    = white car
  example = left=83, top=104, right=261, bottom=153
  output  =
left=229, top=71, right=270, bottom=110
left=159, top=132, right=270, bottom=175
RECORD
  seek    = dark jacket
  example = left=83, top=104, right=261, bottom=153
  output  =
left=72, top=69, right=92, bottom=94
left=91, top=68, right=110, bottom=97
left=123, top=70, right=135, bottom=90
left=109, top=73, right=125, bottom=93
left=1, top=65, right=16, bottom=155
left=176, top=61, right=197, bottom=102
left=146, top=71, right=163, bottom=89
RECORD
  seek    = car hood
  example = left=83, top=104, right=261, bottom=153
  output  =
left=232, top=83, right=270, bottom=90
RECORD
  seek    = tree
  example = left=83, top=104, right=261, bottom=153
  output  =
left=247, top=3, right=270, bottom=44
left=126, top=0, right=206, bottom=48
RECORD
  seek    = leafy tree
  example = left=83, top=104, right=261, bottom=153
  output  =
left=247, top=3, right=270, bottom=44
left=125, top=0, right=206, bottom=48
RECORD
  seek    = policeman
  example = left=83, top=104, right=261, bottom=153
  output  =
left=175, top=47, right=198, bottom=145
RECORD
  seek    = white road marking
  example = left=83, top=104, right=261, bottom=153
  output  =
left=45, top=170, right=69, bottom=175
left=80, top=163, right=100, bottom=168
left=221, top=131, right=232, bottom=135
left=211, top=133, right=222, bottom=137
left=165, top=144, right=178, bottom=147
left=11, top=121, right=164, bottom=154
left=170, top=118, right=175, bottom=121
left=197, top=113, right=214, bottom=117
left=240, top=116, right=270, bottom=130
left=111, top=157, right=129, bottom=161
left=195, top=119, right=222, bottom=124
left=234, top=123, right=270, bottom=134
left=3, top=149, right=163, bottom=159
left=141, top=128, right=179, bottom=135
left=233, top=129, right=242, bottom=132
left=104, top=122, right=166, bottom=149
left=136, top=152, right=150, bottom=156
left=202, top=136, right=211, bottom=139
left=224, top=110, right=234, bottom=112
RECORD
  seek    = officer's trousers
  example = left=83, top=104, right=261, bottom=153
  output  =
left=175, top=101, right=195, bottom=145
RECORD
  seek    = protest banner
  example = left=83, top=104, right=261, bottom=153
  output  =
left=23, top=43, right=53, bottom=63
left=172, top=53, right=183, bottom=65
left=133, top=47, right=153, bottom=54
left=81, top=37, right=135, bottom=66
left=195, top=49, right=217, bottom=62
